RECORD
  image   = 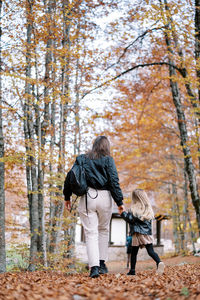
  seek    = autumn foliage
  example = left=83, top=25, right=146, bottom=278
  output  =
left=0, top=0, right=200, bottom=273
left=0, top=261, right=199, bottom=300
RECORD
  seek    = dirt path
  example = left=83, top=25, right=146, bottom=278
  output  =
left=0, top=255, right=199, bottom=300
left=107, top=254, right=200, bottom=274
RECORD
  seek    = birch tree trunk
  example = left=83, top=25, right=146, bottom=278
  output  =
left=183, top=162, right=196, bottom=253
left=47, top=55, right=56, bottom=253
left=46, top=0, right=56, bottom=254
left=171, top=183, right=181, bottom=253
left=195, top=0, right=200, bottom=110
left=33, top=46, right=47, bottom=266
left=162, top=0, right=200, bottom=174
left=31, top=0, right=56, bottom=267
left=0, top=0, right=6, bottom=273
left=63, top=18, right=81, bottom=261
left=49, top=0, right=71, bottom=254
left=159, top=0, right=200, bottom=234
left=74, top=20, right=81, bottom=156
left=24, top=0, right=39, bottom=271
left=174, top=192, right=185, bottom=253
left=167, top=53, right=200, bottom=234
left=171, top=156, right=186, bottom=252
left=194, top=0, right=200, bottom=172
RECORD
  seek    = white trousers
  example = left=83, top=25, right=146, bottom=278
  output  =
left=78, top=188, right=113, bottom=268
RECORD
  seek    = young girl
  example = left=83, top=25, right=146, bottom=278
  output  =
left=120, top=189, right=165, bottom=275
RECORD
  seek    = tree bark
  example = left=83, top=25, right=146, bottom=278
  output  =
left=46, top=1, right=56, bottom=254
left=195, top=0, right=200, bottom=105
left=171, top=183, right=181, bottom=253
left=74, top=19, right=81, bottom=156
left=167, top=50, right=200, bottom=234
left=24, top=0, right=39, bottom=271
left=0, top=0, right=6, bottom=273
left=63, top=17, right=81, bottom=261
left=160, top=0, right=200, bottom=234
left=49, top=0, right=71, bottom=254
left=194, top=0, right=200, bottom=172
left=183, top=162, right=196, bottom=253
left=31, top=0, right=57, bottom=267
left=33, top=48, right=47, bottom=267
left=162, top=0, right=200, bottom=175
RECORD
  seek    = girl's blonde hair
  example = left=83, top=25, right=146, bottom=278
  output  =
left=131, top=189, right=154, bottom=221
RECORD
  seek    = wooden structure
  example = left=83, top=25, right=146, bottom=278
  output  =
left=154, top=213, right=171, bottom=246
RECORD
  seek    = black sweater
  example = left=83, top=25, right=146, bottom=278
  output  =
left=63, top=154, right=123, bottom=207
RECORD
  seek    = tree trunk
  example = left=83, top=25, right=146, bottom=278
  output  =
left=33, top=50, right=47, bottom=267
left=183, top=162, right=196, bottom=253
left=49, top=0, right=71, bottom=254
left=194, top=0, right=200, bottom=172
left=174, top=193, right=185, bottom=253
left=63, top=18, right=81, bottom=261
left=167, top=55, right=200, bottom=234
left=47, top=54, right=56, bottom=253
left=42, top=0, right=57, bottom=254
left=171, top=183, right=181, bottom=254
left=195, top=0, right=200, bottom=106
left=47, top=90, right=56, bottom=253
left=162, top=0, right=200, bottom=174
left=0, top=0, right=6, bottom=273
left=30, top=0, right=57, bottom=267
left=160, top=0, right=200, bottom=234
left=24, top=0, right=39, bottom=271
left=171, top=155, right=186, bottom=253
left=74, top=20, right=81, bottom=156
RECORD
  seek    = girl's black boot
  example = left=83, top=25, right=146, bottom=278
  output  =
left=127, top=269, right=135, bottom=275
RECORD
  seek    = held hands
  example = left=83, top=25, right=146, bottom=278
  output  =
left=65, top=200, right=71, bottom=211
left=118, top=205, right=125, bottom=215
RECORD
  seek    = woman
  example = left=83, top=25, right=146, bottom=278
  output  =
left=64, top=136, right=124, bottom=278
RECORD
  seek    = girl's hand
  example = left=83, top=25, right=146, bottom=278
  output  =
left=118, top=205, right=125, bottom=215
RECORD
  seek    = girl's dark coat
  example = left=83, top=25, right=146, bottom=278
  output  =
left=121, top=211, right=152, bottom=235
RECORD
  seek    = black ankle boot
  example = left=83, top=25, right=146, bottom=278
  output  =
left=127, top=269, right=135, bottom=275
left=99, top=260, right=108, bottom=274
left=89, top=266, right=99, bottom=278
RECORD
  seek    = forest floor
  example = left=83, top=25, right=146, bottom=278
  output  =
left=0, top=255, right=199, bottom=300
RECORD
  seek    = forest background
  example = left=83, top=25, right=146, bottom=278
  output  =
left=0, top=0, right=200, bottom=273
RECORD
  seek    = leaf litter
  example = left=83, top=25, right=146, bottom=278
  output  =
left=0, top=263, right=199, bottom=300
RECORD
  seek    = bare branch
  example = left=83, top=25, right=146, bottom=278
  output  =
left=105, top=21, right=168, bottom=71
left=81, top=62, right=183, bottom=99
left=2, top=99, right=22, bottom=119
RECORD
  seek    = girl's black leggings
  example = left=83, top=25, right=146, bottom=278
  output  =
left=130, top=243, right=161, bottom=270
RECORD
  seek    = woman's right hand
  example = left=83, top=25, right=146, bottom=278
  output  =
left=118, top=205, right=125, bottom=215
left=65, top=200, right=71, bottom=211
